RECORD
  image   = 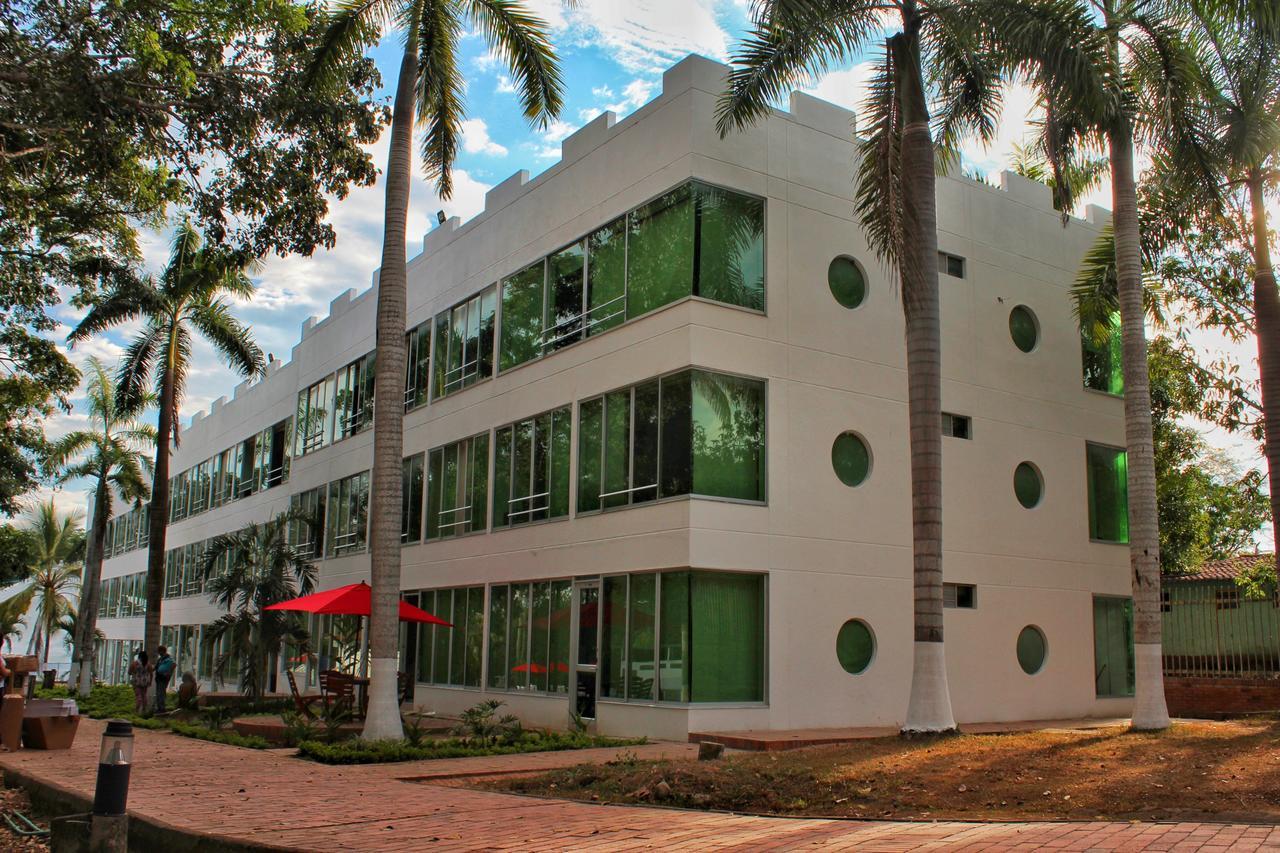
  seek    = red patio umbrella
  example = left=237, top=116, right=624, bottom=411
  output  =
left=265, top=581, right=452, bottom=626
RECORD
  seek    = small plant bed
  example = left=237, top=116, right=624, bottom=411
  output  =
left=485, top=720, right=1280, bottom=822
left=297, top=730, right=645, bottom=765
left=34, top=686, right=273, bottom=748
left=0, top=777, right=50, bottom=852
left=296, top=700, right=643, bottom=764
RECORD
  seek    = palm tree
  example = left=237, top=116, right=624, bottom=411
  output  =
left=47, top=357, right=155, bottom=696
left=69, top=222, right=265, bottom=676
left=21, top=501, right=84, bottom=668
left=1138, top=0, right=1280, bottom=549
left=981, top=0, right=1206, bottom=729
left=0, top=588, right=33, bottom=653
left=716, top=0, right=1000, bottom=733
left=309, top=0, right=566, bottom=739
left=201, top=513, right=317, bottom=702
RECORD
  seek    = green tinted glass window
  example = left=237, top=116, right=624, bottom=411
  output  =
left=487, top=585, right=508, bottom=690
left=695, top=183, right=765, bottom=311
left=627, top=186, right=694, bottom=317
left=836, top=619, right=875, bottom=674
left=691, top=370, right=765, bottom=501
left=1017, top=625, right=1046, bottom=674
left=576, top=398, right=602, bottom=514
left=426, top=433, right=488, bottom=539
left=493, top=406, right=571, bottom=527
left=626, top=573, right=657, bottom=701
left=828, top=256, right=866, bottom=309
left=1086, top=443, right=1129, bottom=542
left=546, top=242, right=585, bottom=351
left=587, top=217, right=627, bottom=336
left=1014, top=462, right=1043, bottom=509
left=689, top=571, right=765, bottom=701
left=1092, top=596, right=1134, bottom=697
left=1082, top=312, right=1123, bottom=394
left=1009, top=305, right=1039, bottom=353
left=500, top=262, right=545, bottom=372
left=601, top=575, right=627, bottom=699
left=659, top=571, right=690, bottom=702
left=832, top=432, right=871, bottom=487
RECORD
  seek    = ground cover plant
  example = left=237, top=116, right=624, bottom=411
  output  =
left=297, top=730, right=645, bottom=765
left=35, top=685, right=275, bottom=747
left=485, top=721, right=1280, bottom=822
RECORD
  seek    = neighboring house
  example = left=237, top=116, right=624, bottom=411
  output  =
left=90, top=55, right=1135, bottom=738
left=1163, top=553, right=1280, bottom=678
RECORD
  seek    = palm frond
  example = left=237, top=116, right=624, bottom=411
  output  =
left=854, top=39, right=904, bottom=270
left=417, top=0, right=467, bottom=199
left=188, top=297, right=266, bottom=380
left=115, top=322, right=166, bottom=417
left=307, top=0, right=401, bottom=89
left=466, top=0, right=564, bottom=128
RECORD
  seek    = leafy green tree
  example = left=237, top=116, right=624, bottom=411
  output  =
left=715, top=0, right=1000, bottom=733
left=0, top=587, right=32, bottom=653
left=1136, top=1, right=1280, bottom=545
left=21, top=501, right=84, bottom=667
left=1147, top=339, right=1270, bottom=574
left=201, top=513, right=316, bottom=701
left=981, top=0, right=1205, bottom=731
left=0, top=524, right=37, bottom=585
left=309, top=0, right=566, bottom=739
left=47, top=357, right=154, bottom=696
left=69, top=222, right=264, bottom=672
left=0, top=0, right=387, bottom=515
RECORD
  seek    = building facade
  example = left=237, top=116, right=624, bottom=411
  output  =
left=91, top=55, right=1137, bottom=739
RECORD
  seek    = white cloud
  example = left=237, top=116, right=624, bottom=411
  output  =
left=495, top=75, right=517, bottom=95
left=461, top=118, right=509, bottom=157
left=799, top=62, right=877, bottom=115
left=592, top=85, right=615, bottom=99
left=524, top=0, right=730, bottom=73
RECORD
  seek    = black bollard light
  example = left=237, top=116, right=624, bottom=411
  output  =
left=92, top=720, right=133, bottom=816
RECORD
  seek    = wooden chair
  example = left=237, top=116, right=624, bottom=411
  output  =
left=285, top=670, right=319, bottom=720
left=319, top=670, right=357, bottom=718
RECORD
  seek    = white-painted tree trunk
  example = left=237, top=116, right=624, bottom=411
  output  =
left=902, top=641, right=957, bottom=733
left=361, top=657, right=401, bottom=740
left=1131, top=643, right=1170, bottom=729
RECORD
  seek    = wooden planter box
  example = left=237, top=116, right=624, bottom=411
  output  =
left=22, top=714, right=80, bottom=749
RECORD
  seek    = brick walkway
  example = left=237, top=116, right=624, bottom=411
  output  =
left=3, top=719, right=1279, bottom=851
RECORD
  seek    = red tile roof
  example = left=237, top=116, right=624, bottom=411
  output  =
left=1166, top=553, right=1276, bottom=582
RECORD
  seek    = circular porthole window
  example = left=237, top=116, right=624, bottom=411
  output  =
left=837, top=619, right=875, bottom=674
left=828, top=256, right=867, bottom=309
left=1009, top=305, right=1040, bottom=353
left=831, top=432, right=872, bottom=487
left=1013, top=462, right=1043, bottom=509
left=1017, top=625, right=1047, bottom=674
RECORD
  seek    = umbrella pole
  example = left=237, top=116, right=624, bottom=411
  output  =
left=359, top=616, right=370, bottom=679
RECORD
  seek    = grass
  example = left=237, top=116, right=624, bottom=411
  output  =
left=484, top=720, right=1280, bottom=822
left=298, top=731, right=645, bottom=765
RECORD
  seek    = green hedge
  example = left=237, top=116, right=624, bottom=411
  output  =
left=297, top=731, right=644, bottom=765
left=33, top=685, right=270, bottom=745
left=167, top=722, right=271, bottom=750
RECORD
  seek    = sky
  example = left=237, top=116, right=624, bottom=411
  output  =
left=35, top=0, right=1273, bottom=551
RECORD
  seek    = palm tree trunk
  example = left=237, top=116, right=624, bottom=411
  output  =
left=145, top=367, right=175, bottom=680
left=362, top=41, right=418, bottom=741
left=895, top=21, right=956, bottom=735
left=1109, top=122, right=1169, bottom=730
left=1246, top=176, right=1280, bottom=550
left=73, top=476, right=109, bottom=696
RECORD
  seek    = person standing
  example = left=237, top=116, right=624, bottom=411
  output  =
left=153, top=646, right=175, bottom=713
left=128, top=650, right=150, bottom=715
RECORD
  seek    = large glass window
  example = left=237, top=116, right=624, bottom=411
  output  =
left=1082, top=313, right=1124, bottom=395
left=495, top=182, right=765, bottom=375
left=1086, top=443, right=1129, bottom=543
left=578, top=370, right=765, bottom=513
left=493, top=406, right=571, bottom=527
left=425, top=433, right=489, bottom=540
left=335, top=352, right=375, bottom=440
left=288, top=487, right=326, bottom=559
left=598, top=570, right=765, bottom=704
left=402, top=453, right=425, bottom=544
left=295, top=374, right=336, bottom=456
left=499, top=264, right=545, bottom=372
left=1093, top=595, right=1134, bottom=697
left=433, top=285, right=496, bottom=397
left=415, top=586, right=482, bottom=687
left=404, top=321, right=432, bottom=410
left=487, top=580, right=572, bottom=693
left=326, top=471, right=370, bottom=556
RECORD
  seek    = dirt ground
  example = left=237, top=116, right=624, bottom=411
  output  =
left=484, top=720, right=1280, bottom=822
left=0, top=783, right=48, bottom=853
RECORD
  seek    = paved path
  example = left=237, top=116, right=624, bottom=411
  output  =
left=4, top=719, right=1279, bottom=851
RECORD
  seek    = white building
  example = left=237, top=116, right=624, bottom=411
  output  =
left=91, top=55, right=1137, bottom=739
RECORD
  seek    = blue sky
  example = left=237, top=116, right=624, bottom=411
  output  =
left=38, top=0, right=1271, bottom=548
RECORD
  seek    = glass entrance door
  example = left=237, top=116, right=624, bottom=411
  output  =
left=571, top=581, right=600, bottom=719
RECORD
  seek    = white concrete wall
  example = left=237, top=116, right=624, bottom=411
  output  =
left=95, top=54, right=1130, bottom=737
